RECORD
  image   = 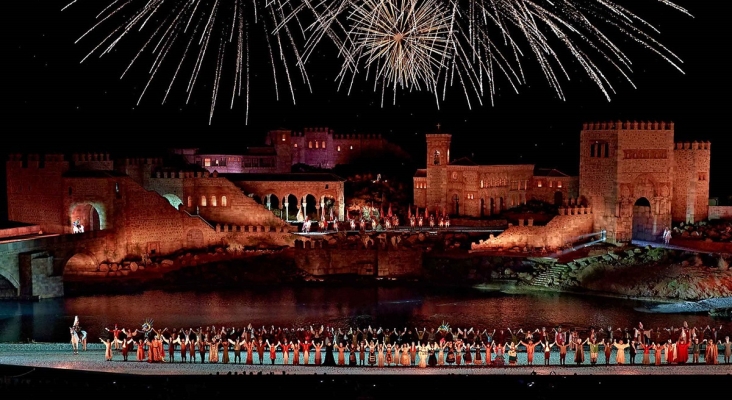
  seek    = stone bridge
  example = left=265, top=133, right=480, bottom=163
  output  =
left=0, top=231, right=111, bottom=299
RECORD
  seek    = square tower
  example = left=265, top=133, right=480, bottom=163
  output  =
left=579, top=121, right=675, bottom=243
left=425, top=134, right=451, bottom=213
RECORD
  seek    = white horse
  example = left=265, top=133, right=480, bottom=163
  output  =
left=70, top=328, right=79, bottom=354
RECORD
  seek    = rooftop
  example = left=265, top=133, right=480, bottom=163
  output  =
left=449, top=157, right=478, bottom=166
left=534, top=168, right=572, bottom=177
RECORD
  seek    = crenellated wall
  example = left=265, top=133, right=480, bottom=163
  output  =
left=471, top=207, right=594, bottom=250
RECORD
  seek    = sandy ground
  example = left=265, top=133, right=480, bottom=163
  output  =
left=1, top=343, right=729, bottom=375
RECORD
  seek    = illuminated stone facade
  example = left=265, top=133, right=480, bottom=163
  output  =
left=175, top=127, right=408, bottom=173
left=414, top=134, right=579, bottom=217
left=580, top=121, right=710, bottom=242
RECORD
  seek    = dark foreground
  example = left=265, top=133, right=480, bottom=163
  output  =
left=1, top=364, right=729, bottom=399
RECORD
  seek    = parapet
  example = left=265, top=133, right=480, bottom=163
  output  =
left=72, top=153, right=111, bottom=162
left=303, top=127, right=334, bottom=135
left=121, top=157, right=164, bottom=166
left=333, top=133, right=383, bottom=139
left=215, top=224, right=289, bottom=234
left=674, top=141, right=711, bottom=151
left=582, top=121, right=675, bottom=131
left=7, top=153, right=67, bottom=166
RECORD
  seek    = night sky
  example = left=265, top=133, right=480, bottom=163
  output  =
left=3, top=0, right=730, bottom=219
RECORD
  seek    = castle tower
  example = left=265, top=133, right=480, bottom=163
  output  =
left=579, top=121, right=675, bottom=243
left=269, top=129, right=293, bottom=173
left=673, top=141, right=711, bottom=223
left=425, top=133, right=451, bottom=214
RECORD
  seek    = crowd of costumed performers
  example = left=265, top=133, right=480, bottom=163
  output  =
left=91, top=318, right=731, bottom=366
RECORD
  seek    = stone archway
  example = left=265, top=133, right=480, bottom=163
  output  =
left=632, top=197, right=654, bottom=241
left=70, top=203, right=104, bottom=232
left=163, top=194, right=183, bottom=209
left=63, top=253, right=98, bottom=276
left=0, top=272, right=18, bottom=298
left=451, top=193, right=460, bottom=216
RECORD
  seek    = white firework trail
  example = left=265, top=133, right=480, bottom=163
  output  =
left=65, top=0, right=309, bottom=125
left=295, top=0, right=691, bottom=107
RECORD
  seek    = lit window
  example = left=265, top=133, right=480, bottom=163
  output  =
left=309, top=141, right=312, bottom=148
left=294, top=144, right=298, bottom=148
left=557, top=181, right=563, bottom=188
left=350, top=145, right=353, bottom=150
left=480, top=180, right=484, bottom=188
left=211, top=196, right=217, bottom=207
left=337, top=146, right=341, bottom=151
left=322, top=141, right=326, bottom=149
left=201, top=196, right=207, bottom=206
left=282, top=133, right=286, bottom=141
left=187, top=196, right=192, bottom=207
left=221, top=196, right=227, bottom=206
left=204, top=158, right=211, bottom=167
left=537, top=181, right=542, bottom=188
left=549, top=181, right=553, bottom=188
left=315, top=141, right=319, bottom=149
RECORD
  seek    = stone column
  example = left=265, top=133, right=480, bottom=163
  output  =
left=266, top=194, right=271, bottom=210
left=284, top=202, right=289, bottom=221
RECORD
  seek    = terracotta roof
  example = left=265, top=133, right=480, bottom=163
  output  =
left=534, top=168, right=571, bottom=177
left=414, top=169, right=427, bottom=178
left=449, top=157, right=478, bottom=166
left=222, top=173, right=345, bottom=182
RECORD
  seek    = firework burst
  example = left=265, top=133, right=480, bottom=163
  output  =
left=64, top=0, right=311, bottom=124
left=299, top=0, right=691, bottom=108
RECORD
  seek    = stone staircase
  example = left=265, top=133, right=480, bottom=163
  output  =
left=530, top=263, right=570, bottom=287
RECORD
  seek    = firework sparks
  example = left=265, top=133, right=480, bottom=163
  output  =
left=299, top=0, right=690, bottom=107
left=64, top=0, right=309, bottom=124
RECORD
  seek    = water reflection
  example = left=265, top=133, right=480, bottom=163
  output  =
left=1, top=286, right=729, bottom=343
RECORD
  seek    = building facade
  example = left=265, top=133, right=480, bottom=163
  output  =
left=579, top=121, right=710, bottom=242
left=174, top=127, right=407, bottom=174
left=414, top=134, right=579, bottom=218
left=415, top=122, right=711, bottom=243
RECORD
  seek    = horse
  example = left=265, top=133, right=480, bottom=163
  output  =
left=70, top=328, right=80, bottom=354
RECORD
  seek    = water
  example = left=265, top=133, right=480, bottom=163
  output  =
left=1, top=285, right=730, bottom=343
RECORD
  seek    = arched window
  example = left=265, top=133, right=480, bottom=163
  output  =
left=315, top=141, right=319, bottom=148
left=433, top=150, right=441, bottom=165
left=309, top=141, right=313, bottom=148
left=211, top=196, right=217, bottom=207
left=294, top=143, right=298, bottom=148
left=281, top=133, right=286, bottom=141
left=590, top=141, right=611, bottom=158
left=480, top=180, right=484, bottom=188
left=337, top=146, right=341, bottom=152
left=201, top=196, right=207, bottom=206
left=221, top=196, right=227, bottom=206
left=322, top=141, right=326, bottom=149
left=350, top=145, right=353, bottom=150
left=187, top=196, right=192, bottom=207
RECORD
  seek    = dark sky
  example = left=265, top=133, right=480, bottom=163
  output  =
left=4, top=0, right=730, bottom=216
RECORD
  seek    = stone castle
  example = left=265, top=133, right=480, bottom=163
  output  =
left=418, top=121, right=711, bottom=243
left=173, top=127, right=408, bottom=173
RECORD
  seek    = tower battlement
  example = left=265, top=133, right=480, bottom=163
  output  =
left=582, top=121, right=675, bottom=131
left=675, top=141, right=711, bottom=151
left=6, top=153, right=67, bottom=167
left=120, top=157, right=164, bottom=166
left=72, top=153, right=111, bottom=162
left=303, top=127, right=334, bottom=134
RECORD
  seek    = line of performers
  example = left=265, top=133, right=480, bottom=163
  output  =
left=301, top=214, right=451, bottom=233
left=96, top=322, right=731, bottom=366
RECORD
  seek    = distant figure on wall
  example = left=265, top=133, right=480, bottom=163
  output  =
left=72, top=220, right=84, bottom=233
left=662, top=227, right=671, bottom=245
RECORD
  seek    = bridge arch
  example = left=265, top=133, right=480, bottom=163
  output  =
left=69, top=202, right=107, bottom=232
left=0, top=271, right=19, bottom=297
left=63, top=253, right=99, bottom=276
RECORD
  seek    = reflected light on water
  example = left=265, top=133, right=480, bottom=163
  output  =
left=1, top=286, right=730, bottom=343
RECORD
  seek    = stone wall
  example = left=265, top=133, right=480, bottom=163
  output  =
left=527, top=176, right=579, bottom=206
left=709, top=206, right=732, bottom=220
left=673, top=142, right=711, bottom=223
left=294, top=243, right=422, bottom=277
left=470, top=207, right=594, bottom=250
left=6, top=154, right=69, bottom=233
left=0, top=225, right=41, bottom=239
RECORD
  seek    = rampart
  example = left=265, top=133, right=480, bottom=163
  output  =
left=471, top=207, right=594, bottom=251
left=709, top=206, right=732, bottom=221
left=293, top=239, right=422, bottom=277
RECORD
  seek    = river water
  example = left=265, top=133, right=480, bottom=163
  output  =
left=1, top=285, right=730, bottom=343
